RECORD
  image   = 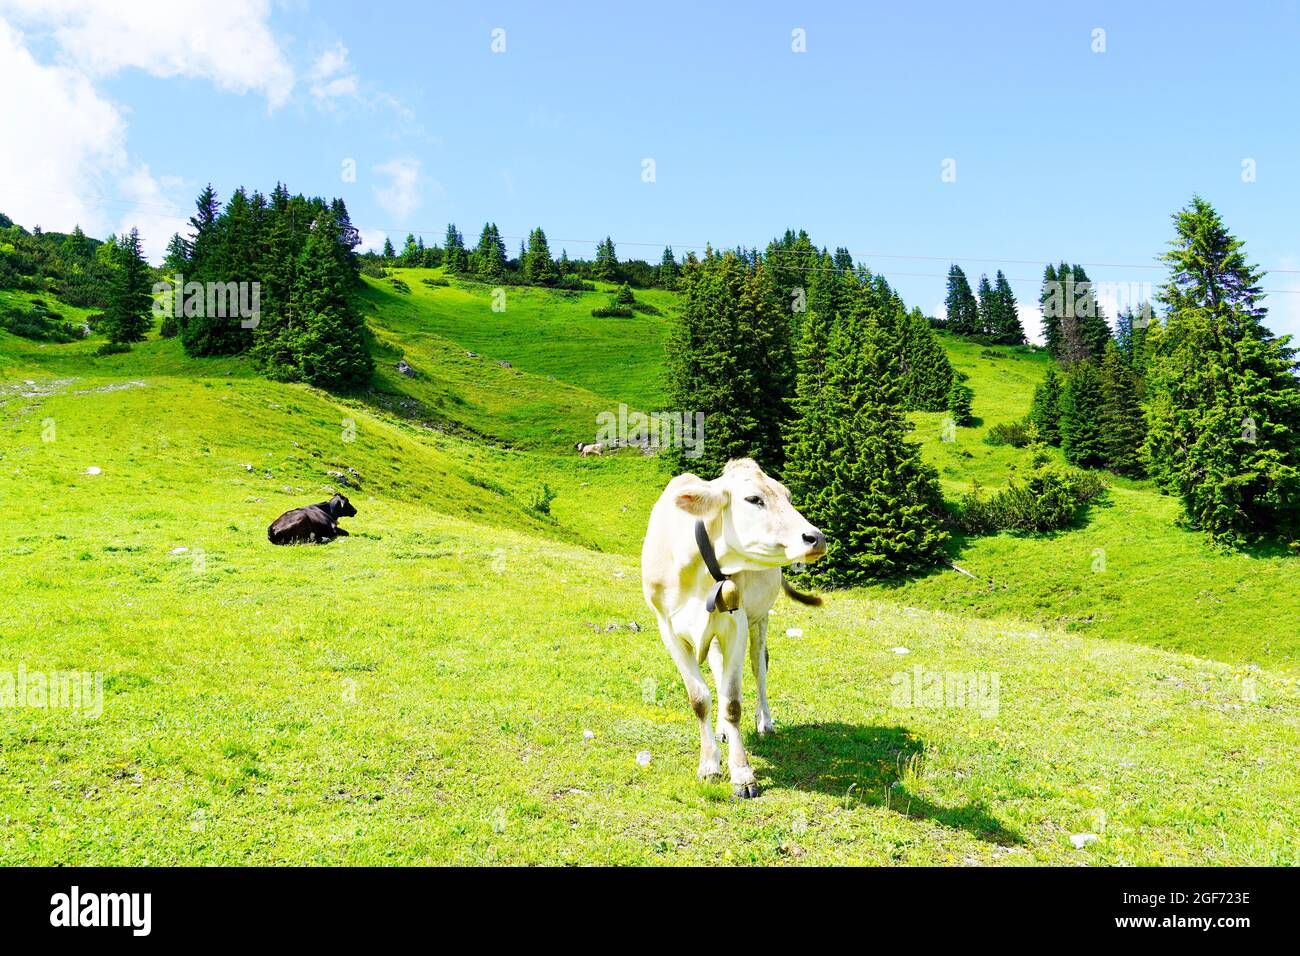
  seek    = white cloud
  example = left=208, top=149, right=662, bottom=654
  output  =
left=372, top=158, right=424, bottom=221
left=309, top=41, right=358, bottom=103
left=1019, top=303, right=1045, bottom=345
left=0, top=2, right=294, bottom=262
left=0, top=18, right=127, bottom=233
left=0, top=16, right=184, bottom=260
left=0, top=0, right=294, bottom=107
left=357, top=228, right=388, bottom=255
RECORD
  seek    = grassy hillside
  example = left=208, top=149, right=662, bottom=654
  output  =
left=359, top=271, right=673, bottom=449
left=889, top=334, right=1300, bottom=669
left=2, top=276, right=1299, bottom=865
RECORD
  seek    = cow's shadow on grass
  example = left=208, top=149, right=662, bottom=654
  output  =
left=751, top=722, right=1021, bottom=845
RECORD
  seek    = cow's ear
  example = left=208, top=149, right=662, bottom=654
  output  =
left=673, top=476, right=725, bottom=516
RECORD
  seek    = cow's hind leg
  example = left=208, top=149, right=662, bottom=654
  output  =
left=715, top=613, right=759, bottom=798
left=655, top=614, right=721, bottom=781
left=750, top=616, right=774, bottom=736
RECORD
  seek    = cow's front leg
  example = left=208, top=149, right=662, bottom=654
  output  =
left=715, top=612, right=758, bottom=798
left=655, top=613, right=721, bottom=781
left=749, top=616, right=774, bottom=736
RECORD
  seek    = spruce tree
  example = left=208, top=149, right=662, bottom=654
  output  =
left=290, top=211, right=373, bottom=389
left=944, top=265, right=978, bottom=334
left=1039, top=263, right=1063, bottom=359
left=1143, top=196, right=1300, bottom=543
left=163, top=233, right=190, bottom=273
left=663, top=250, right=758, bottom=476
left=898, top=306, right=954, bottom=411
left=991, top=270, right=1026, bottom=344
left=382, top=237, right=396, bottom=259
left=1058, top=361, right=1107, bottom=467
left=1028, top=366, right=1064, bottom=445
left=658, top=246, right=679, bottom=288
left=594, top=236, right=618, bottom=280
left=102, top=227, right=151, bottom=345
left=1073, top=264, right=1113, bottom=361
left=472, top=223, right=506, bottom=279
left=1099, top=340, right=1147, bottom=476
left=524, top=228, right=556, bottom=285
left=737, top=262, right=793, bottom=474
left=975, top=274, right=997, bottom=338
left=784, top=277, right=947, bottom=585
left=947, top=380, right=975, bottom=426
left=443, top=224, right=467, bottom=273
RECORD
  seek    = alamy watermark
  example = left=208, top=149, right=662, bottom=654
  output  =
left=595, top=403, right=705, bottom=459
left=891, top=664, right=999, bottom=718
left=1, top=664, right=103, bottom=718
left=152, top=274, right=261, bottom=329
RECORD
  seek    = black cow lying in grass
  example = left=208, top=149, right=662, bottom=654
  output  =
left=267, top=494, right=357, bottom=545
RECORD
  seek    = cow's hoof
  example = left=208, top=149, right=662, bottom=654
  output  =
left=756, top=719, right=775, bottom=737
left=732, top=782, right=761, bottom=799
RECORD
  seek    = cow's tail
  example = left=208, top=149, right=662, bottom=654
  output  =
left=781, top=576, right=823, bottom=606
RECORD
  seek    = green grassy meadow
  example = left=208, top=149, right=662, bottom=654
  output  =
left=3, top=272, right=1299, bottom=865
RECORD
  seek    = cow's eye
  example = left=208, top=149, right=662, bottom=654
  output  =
left=744, top=495, right=764, bottom=506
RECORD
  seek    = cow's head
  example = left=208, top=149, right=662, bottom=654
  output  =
left=674, top=459, right=826, bottom=571
left=331, top=494, right=358, bottom=518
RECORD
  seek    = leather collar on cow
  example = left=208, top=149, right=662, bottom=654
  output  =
left=694, top=519, right=739, bottom=613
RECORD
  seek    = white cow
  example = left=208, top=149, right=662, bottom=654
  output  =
left=641, top=458, right=826, bottom=798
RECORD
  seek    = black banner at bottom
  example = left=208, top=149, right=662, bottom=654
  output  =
left=0, top=866, right=1282, bottom=941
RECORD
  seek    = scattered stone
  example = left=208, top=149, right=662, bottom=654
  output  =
left=396, top=360, right=416, bottom=378
left=85, top=466, right=101, bottom=475
left=1070, top=833, right=1100, bottom=849
left=582, top=729, right=595, bottom=742
left=785, top=628, right=803, bottom=638
left=466, top=351, right=477, bottom=358
left=635, top=750, right=652, bottom=767
left=169, top=547, right=189, bottom=555
left=497, top=360, right=512, bottom=368
left=241, top=464, right=253, bottom=472
left=891, top=646, right=910, bottom=655
left=628, top=621, right=642, bottom=633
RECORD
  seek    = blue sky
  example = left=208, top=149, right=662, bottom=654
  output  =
left=3, top=0, right=1298, bottom=339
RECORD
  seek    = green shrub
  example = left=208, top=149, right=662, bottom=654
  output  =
left=95, top=341, right=131, bottom=356
left=985, top=417, right=1036, bottom=447
left=525, top=483, right=557, bottom=518
left=590, top=305, right=634, bottom=318
left=0, top=302, right=81, bottom=343
left=957, top=448, right=1106, bottom=533
left=947, top=381, right=975, bottom=426
left=360, top=260, right=388, bottom=279
left=420, top=276, right=449, bottom=288
left=159, top=314, right=179, bottom=338
left=389, top=278, right=410, bottom=294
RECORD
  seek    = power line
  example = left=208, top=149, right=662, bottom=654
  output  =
left=6, top=183, right=1299, bottom=292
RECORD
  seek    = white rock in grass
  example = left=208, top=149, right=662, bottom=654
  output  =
left=582, top=729, right=595, bottom=742
left=169, top=547, right=189, bottom=555
left=85, top=466, right=101, bottom=475
left=890, top=646, right=910, bottom=655
left=1070, top=833, right=1100, bottom=849
left=635, top=750, right=652, bottom=767
left=785, top=628, right=803, bottom=638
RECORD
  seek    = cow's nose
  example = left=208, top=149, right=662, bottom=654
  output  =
left=802, top=530, right=826, bottom=550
